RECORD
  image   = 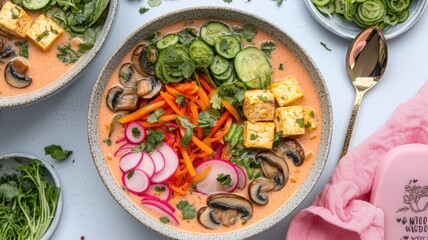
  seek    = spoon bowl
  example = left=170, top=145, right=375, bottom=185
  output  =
left=340, top=27, right=388, bottom=158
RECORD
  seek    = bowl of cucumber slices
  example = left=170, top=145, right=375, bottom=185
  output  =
left=305, top=0, right=428, bottom=40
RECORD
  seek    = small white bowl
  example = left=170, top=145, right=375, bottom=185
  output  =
left=304, top=0, right=428, bottom=40
left=0, top=153, right=63, bottom=240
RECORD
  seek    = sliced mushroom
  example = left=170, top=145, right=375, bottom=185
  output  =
left=197, top=206, right=222, bottom=230
left=106, top=86, right=138, bottom=112
left=132, top=43, right=156, bottom=76
left=248, top=178, right=276, bottom=205
left=0, top=45, right=13, bottom=58
left=207, top=193, right=253, bottom=220
left=136, top=76, right=162, bottom=99
left=198, top=193, right=253, bottom=229
left=256, top=151, right=289, bottom=190
left=118, top=62, right=135, bottom=87
left=5, top=58, right=31, bottom=88
left=273, top=139, right=305, bottom=166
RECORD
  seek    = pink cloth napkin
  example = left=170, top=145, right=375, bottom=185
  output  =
left=286, top=81, right=428, bottom=240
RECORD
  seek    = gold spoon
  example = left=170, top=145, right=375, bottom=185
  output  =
left=339, top=27, right=388, bottom=159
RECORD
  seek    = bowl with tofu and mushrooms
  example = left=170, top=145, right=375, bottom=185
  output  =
left=88, top=7, right=332, bottom=240
left=0, top=0, right=118, bottom=108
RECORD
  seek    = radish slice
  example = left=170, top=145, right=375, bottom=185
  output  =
left=135, top=153, right=155, bottom=177
left=141, top=201, right=179, bottom=225
left=119, top=152, right=143, bottom=172
left=234, top=165, right=247, bottom=190
left=151, top=143, right=179, bottom=183
left=142, top=183, right=172, bottom=201
left=194, top=159, right=239, bottom=194
left=125, top=121, right=146, bottom=144
left=122, top=170, right=150, bottom=194
left=140, top=198, right=175, bottom=213
left=150, top=149, right=165, bottom=174
left=114, top=143, right=138, bottom=157
left=115, top=137, right=127, bottom=144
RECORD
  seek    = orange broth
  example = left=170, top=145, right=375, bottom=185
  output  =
left=0, top=8, right=78, bottom=97
left=98, top=19, right=322, bottom=234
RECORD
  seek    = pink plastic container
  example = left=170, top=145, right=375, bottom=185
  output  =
left=371, top=144, right=428, bottom=240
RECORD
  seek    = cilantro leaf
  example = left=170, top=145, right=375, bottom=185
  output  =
left=224, top=0, right=232, bottom=3
left=320, top=42, right=332, bottom=51
left=177, top=116, right=196, bottom=129
left=198, top=109, right=220, bottom=128
left=279, top=63, right=284, bottom=70
left=242, top=24, right=257, bottom=42
left=160, top=217, right=170, bottom=223
left=0, top=181, right=19, bottom=200
left=250, top=133, right=259, bottom=140
left=148, top=0, right=162, bottom=7
left=44, top=144, right=73, bottom=161
left=210, top=92, right=222, bottom=110
left=217, top=173, right=232, bottom=186
left=176, top=200, right=197, bottom=220
left=261, top=41, right=276, bottom=57
left=296, top=118, right=305, bottom=128
left=139, top=7, right=150, bottom=14
left=147, top=109, right=165, bottom=123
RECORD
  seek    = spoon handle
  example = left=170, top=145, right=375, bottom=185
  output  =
left=340, top=90, right=365, bottom=159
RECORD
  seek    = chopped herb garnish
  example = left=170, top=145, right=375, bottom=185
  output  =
left=217, top=173, right=232, bottom=186
left=139, top=7, right=150, bottom=14
left=19, top=41, right=28, bottom=58
left=320, top=42, right=331, bottom=51
left=50, top=25, right=58, bottom=34
left=160, top=217, right=170, bottom=224
left=131, top=127, right=141, bottom=138
left=36, top=30, right=49, bottom=42
left=57, top=43, right=81, bottom=65
left=148, top=0, right=162, bottom=7
left=147, top=109, right=165, bottom=123
left=103, top=138, right=112, bottom=146
left=233, top=24, right=257, bottom=43
left=279, top=63, right=284, bottom=70
left=198, top=109, right=220, bottom=128
left=175, top=94, right=187, bottom=106
left=176, top=200, right=197, bottom=220
left=296, top=118, right=305, bottom=128
left=310, top=110, right=315, bottom=118
left=127, top=170, right=135, bottom=179
left=257, top=95, right=272, bottom=102
left=177, top=116, right=195, bottom=146
left=155, top=186, right=166, bottom=193
left=305, top=122, right=312, bottom=128
left=250, top=133, right=259, bottom=140
left=11, top=7, right=20, bottom=19
left=276, top=0, right=284, bottom=6
left=177, top=28, right=198, bottom=47
left=203, top=128, right=211, bottom=137
left=276, top=116, right=280, bottom=122
left=261, top=41, right=276, bottom=56
left=242, top=219, right=248, bottom=225
left=273, top=131, right=283, bottom=146
left=44, top=144, right=73, bottom=161
left=224, top=0, right=233, bottom=2
left=219, top=38, right=229, bottom=52
left=119, top=70, right=131, bottom=83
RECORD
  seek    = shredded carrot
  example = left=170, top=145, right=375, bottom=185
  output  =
left=192, top=166, right=212, bottom=184
left=119, top=100, right=165, bottom=124
left=139, top=122, right=162, bottom=128
left=210, top=117, right=233, bottom=142
left=180, top=146, right=196, bottom=177
left=208, top=111, right=231, bottom=138
left=173, top=82, right=199, bottom=94
left=159, top=114, right=177, bottom=122
left=197, top=88, right=210, bottom=109
left=160, top=91, right=185, bottom=117
left=189, top=101, right=199, bottom=125
left=199, top=75, right=214, bottom=93
left=168, top=183, right=186, bottom=196
left=222, top=100, right=242, bottom=123
left=192, top=136, right=214, bottom=154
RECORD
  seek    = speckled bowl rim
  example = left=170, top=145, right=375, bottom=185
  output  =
left=0, top=0, right=119, bottom=109
left=88, top=7, right=332, bottom=240
left=0, top=152, right=63, bottom=240
left=304, top=0, right=428, bottom=40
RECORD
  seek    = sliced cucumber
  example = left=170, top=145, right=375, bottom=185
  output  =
left=234, top=47, right=271, bottom=89
left=162, top=64, right=183, bottom=83
left=200, top=21, right=231, bottom=46
left=22, top=0, right=51, bottom=11
left=215, top=35, right=241, bottom=59
left=213, top=65, right=233, bottom=81
left=210, top=55, right=229, bottom=75
left=155, top=49, right=166, bottom=82
left=188, top=39, right=214, bottom=68
left=156, top=34, right=179, bottom=50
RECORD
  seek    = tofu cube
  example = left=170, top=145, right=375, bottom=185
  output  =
left=243, top=90, right=275, bottom=122
left=26, top=14, right=64, bottom=51
left=243, top=121, right=275, bottom=149
left=303, top=106, right=317, bottom=132
left=269, top=76, right=304, bottom=107
left=0, top=2, right=32, bottom=38
left=274, top=106, right=305, bottom=137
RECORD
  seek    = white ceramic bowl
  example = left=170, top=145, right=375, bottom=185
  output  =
left=0, top=0, right=118, bottom=109
left=88, top=7, right=333, bottom=240
left=304, top=0, right=428, bottom=40
left=0, top=153, right=63, bottom=240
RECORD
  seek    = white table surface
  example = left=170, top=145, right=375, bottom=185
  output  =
left=1, top=0, right=428, bottom=239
